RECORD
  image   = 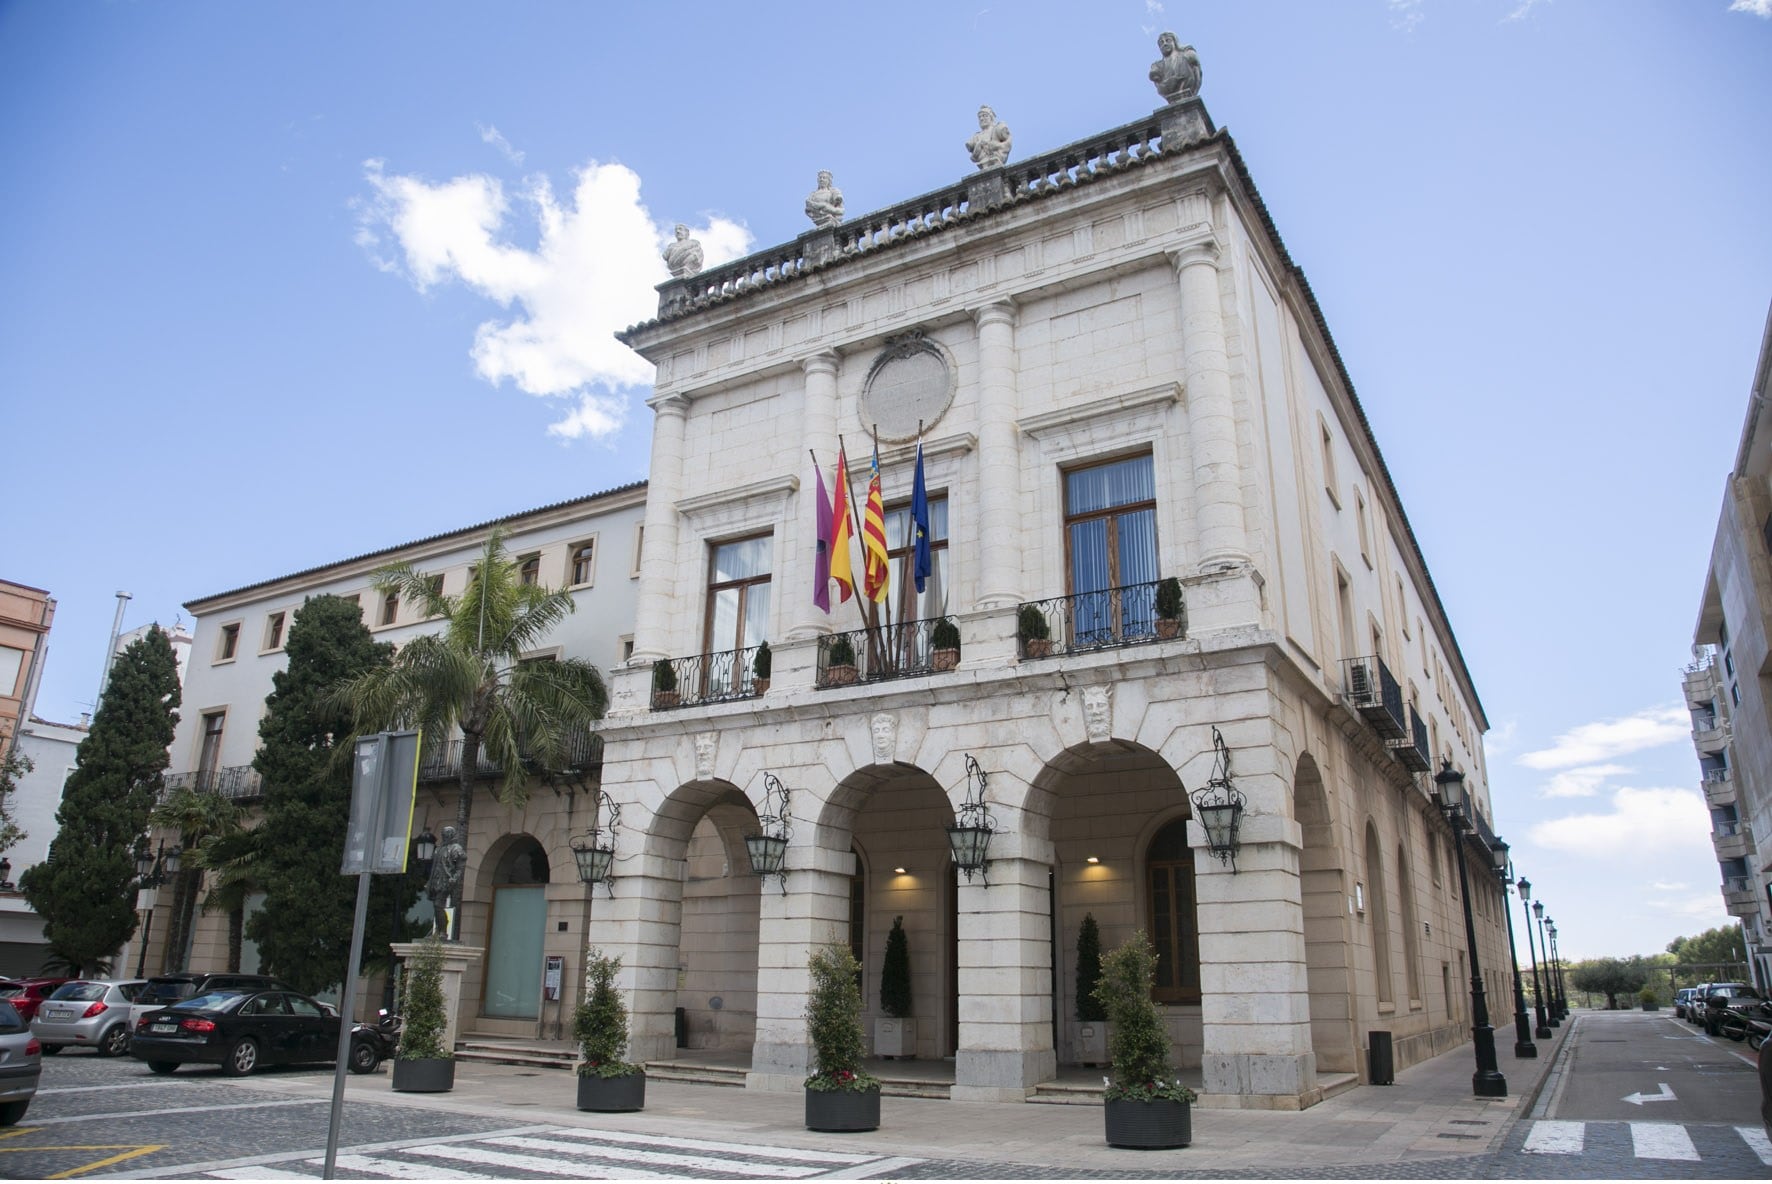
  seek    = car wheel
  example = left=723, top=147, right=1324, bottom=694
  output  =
left=39, top=1044, right=61, bottom=1056
left=98, top=1025, right=130, bottom=1057
left=147, top=1061, right=179, bottom=1075
left=222, top=1038, right=259, bottom=1077
left=0, top=1101, right=28, bottom=1127
left=348, top=1039, right=380, bottom=1075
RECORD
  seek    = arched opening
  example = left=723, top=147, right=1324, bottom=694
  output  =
left=675, top=789, right=764, bottom=1052
left=1364, top=822, right=1394, bottom=1005
left=482, top=835, right=550, bottom=1019
left=1144, top=818, right=1201, bottom=1004
left=1294, top=754, right=1355, bottom=1073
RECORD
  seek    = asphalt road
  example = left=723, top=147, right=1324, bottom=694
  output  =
left=1539, top=1007, right=1761, bottom=1126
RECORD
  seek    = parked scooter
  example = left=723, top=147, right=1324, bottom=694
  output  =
left=348, top=1008, right=403, bottom=1073
left=1719, top=998, right=1772, bottom=1048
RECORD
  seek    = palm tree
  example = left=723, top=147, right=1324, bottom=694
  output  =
left=149, top=786, right=243, bottom=972
left=333, top=528, right=607, bottom=939
left=195, top=826, right=264, bottom=972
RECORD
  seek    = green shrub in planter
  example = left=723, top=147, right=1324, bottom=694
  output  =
left=1075, top=913, right=1106, bottom=1023
left=826, top=635, right=857, bottom=668
left=930, top=618, right=960, bottom=652
left=576, top=949, right=640, bottom=1080
left=805, top=945, right=879, bottom=1094
left=652, top=659, right=677, bottom=693
left=1093, top=930, right=1194, bottom=1106
left=880, top=916, right=912, bottom=1020
left=1017, top=604, right=1050, bottom=642
left=396, top=936, right=450, bottom=1062
left=1155, top=577, right=1184, bottom=622
left=752, top=641, right=772, bottom=681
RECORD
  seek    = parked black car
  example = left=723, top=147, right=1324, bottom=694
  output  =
left=129, top=988, right=376, bottom=1077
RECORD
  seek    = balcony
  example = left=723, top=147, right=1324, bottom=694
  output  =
left=1703, top=768, right=1736, bottom=807
left=816, top=615, right=959, bottom=690
left=1712, top=821, right=1751, bottom=863
left=1016, top=580, right=1181, bottom=662
left=1342, top=655, right=1406, bottom=741
left=418, top=731, right=603, bottom=785
left=161, top=765, right=263, bottom=804
left=1693, top=720, right=1728, bottom=754
left=651, top=646, right=762, bottom=712
left=1388, top=707, right=1432, bottom=772
left=1683, top=660, right=1716, bottom=709
left=1722, top=875, right=1760, bottom=917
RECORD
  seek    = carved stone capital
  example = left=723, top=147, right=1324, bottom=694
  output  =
left=1167, top=239, right=1222, bottom=274
left=801, top=350, right=840, bottom=378
left=651, top=393, right=692, bottom=420
left=972, top=300, right=1018, bottom=331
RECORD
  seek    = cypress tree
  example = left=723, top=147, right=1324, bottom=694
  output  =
left=246, top=595, right=414, bottom=995
left=21, top=627, right=181, bottom=976
left=880, top=915, right=913, bottom=1019
left=1075, top=912, right=1106, bottom=1022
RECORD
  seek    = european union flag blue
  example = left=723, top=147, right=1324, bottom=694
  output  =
left=911, top=440, right=931, bottom=594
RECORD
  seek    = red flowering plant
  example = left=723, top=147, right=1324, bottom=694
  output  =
left=574, top=949, right=641, bottom=1080
left=1092, top=930, right=1197, bottom=1105
left=803, top=945, right=882, bottom=1094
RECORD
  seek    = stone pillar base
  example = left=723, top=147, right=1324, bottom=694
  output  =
left=391, top=941, right=483, bottom=1052
left=744, top=1069, right=806, bottom=1094
left=953, top=1047, right=1056, bottom=1103
left=1158, top=98, right=1215, bottom=147
left=1201, top=1051, right=1317, bottom=1109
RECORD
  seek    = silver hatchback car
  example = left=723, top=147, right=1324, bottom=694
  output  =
left=0, top=1001, right=41, bottom=1125
left=32, top=979, right=146, bottom=1057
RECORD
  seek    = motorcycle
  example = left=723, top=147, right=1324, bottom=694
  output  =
left=1718, top=999, right=1772, bottom=1049
left=348, top=1008, right=403, bottom=1074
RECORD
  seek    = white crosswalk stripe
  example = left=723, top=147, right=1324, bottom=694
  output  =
left=1739, top=1125, right=1772, bottom=1166
left=1521, top=1119, right=1764, bottom=1166
left=1521, top=1119, right=1584, bottom=1154
left=180, top=1125, right=919, bottom=1180
left=1628, top=1122, right=1699, bottom=1161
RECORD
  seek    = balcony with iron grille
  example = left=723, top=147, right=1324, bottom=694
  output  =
left=1342, top=655, right=1406, bottom=741
left=1712, top=819, right=1752, bottom=863
left=1387, top=707, right=1431, bottom=772
left=1692, top=716, right=1728, bottom=754
left=1722, top=874, right=1760, bottom=916
left=160, top=765, right=263, bottom=804
left=1702, top=767, right=1736, bottom=807
left=1015, top=579, right=1182, bottom=662
left=417, top=731, right=604, bottom=784
left=815, top=615, right=960, bottom=690
left=650, top=646, right=763, bottom=712
left=1683, top=658, right=1717, bottom=710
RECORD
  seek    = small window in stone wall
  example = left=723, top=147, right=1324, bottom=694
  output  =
left=1145, top=818, right=1200, bottom=1004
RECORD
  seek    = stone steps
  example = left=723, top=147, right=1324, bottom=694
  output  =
left=1028, top=1080, right=1105, bottom=1106
left=456, top=1041, right=577, bottom=1071
left=642, top=1060, right=747, bottom=1088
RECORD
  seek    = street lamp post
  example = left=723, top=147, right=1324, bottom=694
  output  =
left=1516, top=876, right=1552, bottom=1039
left=1548, top=920, right=1568, bottom=1019
left=1488, top=840, right=1536, bottom=1059
left=383, top=827, right=436, bottom=1013
left=1433, top=761, right=1507, bottom=1098
left=1533, top=901, right=1559, bottom=1026
left=132, top=841, right=182, bottom=978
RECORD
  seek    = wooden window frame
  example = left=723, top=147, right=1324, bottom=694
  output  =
left=1061, top=451, right=1158, bottom=597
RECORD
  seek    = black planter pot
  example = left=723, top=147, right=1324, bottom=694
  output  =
left=805, top=1085, right=880, bottom=1132
left=1104, top=1097, right=1191, bottom=1149
left=391, top=1057, right=455, bottom=1093
left=577, top=1070, right=646, bottom=1112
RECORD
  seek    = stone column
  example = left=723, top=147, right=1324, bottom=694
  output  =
left=631, top=394, right=690, bottom=663
left=1189, top=813, right=1318, bottom=1108
left=1171, top=242, right=1250, bottom=572
left=587, top=861, right=687, bottom=1064
left=390, top=941, right=483, bottom=1053
left=748, top=851, right=853, bottom=1092
left=973, top=302, right=1023, bottom=609
left=792, top=351, right=841, bottom=641
left=952, top=856, right=1056, bottom=1102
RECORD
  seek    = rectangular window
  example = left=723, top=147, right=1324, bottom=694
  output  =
left=263, top=612, right=285, bottom=653
left=197, top=711, right=226, bottom=782
left=217, top=623, right=241, bottom=662
left=884, top=495, right=950, bottom=622
left=705, top=535, right=772, bottom=657
left=631, top=524, right=645, bottom=578
left=379, top=590, right=399, bottom=627
left=1355, top=488, right=1373, bottom=568
left=569, top=540, right=597, bottom=587
left=619, top=635, right=635, bottom=663
left=1320, top=414, right=1340, bottom=509
left=1065, top=454, right=1158, bottom=642
left=518, top=554, right=541, bottom=587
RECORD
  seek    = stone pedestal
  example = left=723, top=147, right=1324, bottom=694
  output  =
left=1157, top=98, right=1214, bottom=148
left=749, top=857, right=854, bottom=1093
left=952, top=856, right=1056, bottom=1102
left=390, top=941, right=483, bottom=1053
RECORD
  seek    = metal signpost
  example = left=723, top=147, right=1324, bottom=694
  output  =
left=322, top=730, right=420, bottom=1179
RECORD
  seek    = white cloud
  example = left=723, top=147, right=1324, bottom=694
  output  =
left=1484, top=718, right=1518, bottom=757
left=1389, top=0, right=1424, bottom=32
left=1729, top=0, right=1772, bottom=18
left=1504, top=0, right=1548, bottom=20
left=1542, top=763, right=1632, bottom=799
left=1517, top=705, right=1689, bottom=770
left=355, top=159, right=752, bottom=440
left=1528, top=786, right=1711, bottom=858
left=477, top=123, right=526, bottom=166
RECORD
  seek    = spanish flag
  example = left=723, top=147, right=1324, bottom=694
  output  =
left=829, top=447, right=855, bottom=604
left=862, top=444, right=890, bottom=603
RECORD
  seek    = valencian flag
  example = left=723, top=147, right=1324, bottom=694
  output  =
left=812, top=464, right=833, bottom=613
left=828, top=447, right=855, bottom=604
left=910, top=440, right=931, bottom=594
left=862, top=444, right=890, bottom=603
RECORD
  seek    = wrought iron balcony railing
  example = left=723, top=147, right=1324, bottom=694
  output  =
left=651, top=646, right=762, bottom=711
left=417, top=731, right=604, bottom=784
left=1016, top=580, right=1179, bottom=661
left=1342, top=655, right=1406, bottom=741
left=1388, top=707, right=1431, bottom=772
left=161, top=765, right=263, bottom=804
left=815, top=615, right=961, bottom=689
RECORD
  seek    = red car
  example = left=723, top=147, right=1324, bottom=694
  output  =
left=0, top=980, right=71, bottom=1025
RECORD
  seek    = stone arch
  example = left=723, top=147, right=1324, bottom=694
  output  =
left=479, top=834, right=551, bottom=1020
left=1294, top=753, right=1355, bottom=1074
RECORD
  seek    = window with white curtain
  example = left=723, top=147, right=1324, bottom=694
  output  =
left=1064, top=453, right=1158, bottom=641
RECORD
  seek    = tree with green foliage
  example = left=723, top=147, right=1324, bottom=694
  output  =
left=1570, top=955, right=1650, bottom=1010
left=246, top=595, right=415, bottom=995
left=1076, top=913, right=1106, bottom=1022
left=804, top=944, right=877, bottom=1092
left=333, top=529, right=607, bottom=939
left=150, top=785, right=242, bottom=972
left=880, top=915, right=912, bottom=1019
left=1666, top=925, right=1748, bottom=974
left=21, top=627, right=181, bottom=976
left=195, top=825, right=264, bottom=972
left=1093, top=929, right=1194, bottom=1103
left=396, top=935, right=451, bottom=1061
left=0, top=747, right=30, bottom=858
left=575, top=949, right=638, bottom=1078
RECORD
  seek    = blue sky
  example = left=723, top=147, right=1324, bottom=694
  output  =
left=4, top=0, right=1769, bottom=961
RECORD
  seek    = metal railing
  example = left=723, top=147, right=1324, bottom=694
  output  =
left=161, top=765, right=263, bottom=803
left=1703, top=767, right=1732, bottom=784
left=1388, top=708, right=1431, bottom=772
left=815, top=616, right=960, bottom=689
left=651, top=646, right=762, bottom=711
left=417, top=731, right=603, bottom=784
left=1016, top=580, right=1178, bottom=661
left=1342, top=655, right=1407, bottom=741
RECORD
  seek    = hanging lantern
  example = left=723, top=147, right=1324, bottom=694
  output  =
left=946, top=755, right=997, bottom=883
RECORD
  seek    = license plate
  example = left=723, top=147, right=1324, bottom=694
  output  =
left=48, top=1010, right=73, bottom=1020
left=149, top=1023, right=176, bottom=1034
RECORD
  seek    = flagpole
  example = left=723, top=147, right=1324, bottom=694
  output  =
left=836, top=437, right=874, bottom=640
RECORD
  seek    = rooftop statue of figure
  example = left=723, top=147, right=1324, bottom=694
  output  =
left=965, top=105, right=1013, bottom=171
left=805, top=170, right=845, bottom=229
left=662, top=223, right=704, bottom=277
left=1149, top=31, right=1202, bottom=104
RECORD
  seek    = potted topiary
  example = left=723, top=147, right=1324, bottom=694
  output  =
left=752, top=641, right=772, bottom=695
left=652, top=658, right=679, bottom=709
left=1154, top=577, right=1184, bottom=640
left=1072, top=913, right=1108, bottom=1067
left=1018, top=604, right=1052, bottom=659
left=804, top=944, right=881, bottom=1132
left=575, top=948, right=645, bottom=1111
left=1638, top=985, right=1659, bottom=1012
left=929, top=618, right=960, bottom=671
left=825, top=635, right=858, bottom=686
left=1093, top=929, right=1194, bottom=1149
left=391, top=935, right=454, bottom=1093
left=875, top=916, right=915, bottom=1058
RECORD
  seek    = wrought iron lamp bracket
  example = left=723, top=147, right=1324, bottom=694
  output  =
left=948, top=754, right=999, bottom=885
left=1190, top=726, right=1246, bottom=870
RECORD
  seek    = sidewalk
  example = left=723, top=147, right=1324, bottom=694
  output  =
left=258, top=1021, right=1573, bottom=1176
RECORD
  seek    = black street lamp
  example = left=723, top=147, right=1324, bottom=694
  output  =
left=946, top=756, right=997, bottom=884
left=383, top=827, right=438, bottom=1013
left=1547, top=920, right=1568, bottom=1019
left=1488, top=839, right=1536, bottom=1059
left=569, top=790, right=621, bottom=898
left=132, top=840, right=182, bottom=978
left=744, top=773, right=792, bottom=893
left=1532, top=901, right=1560, bottom=1027
left=1433, top=761, right=1507, bottom=1098
left=1516, top=875, right=1552, bottom=1039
